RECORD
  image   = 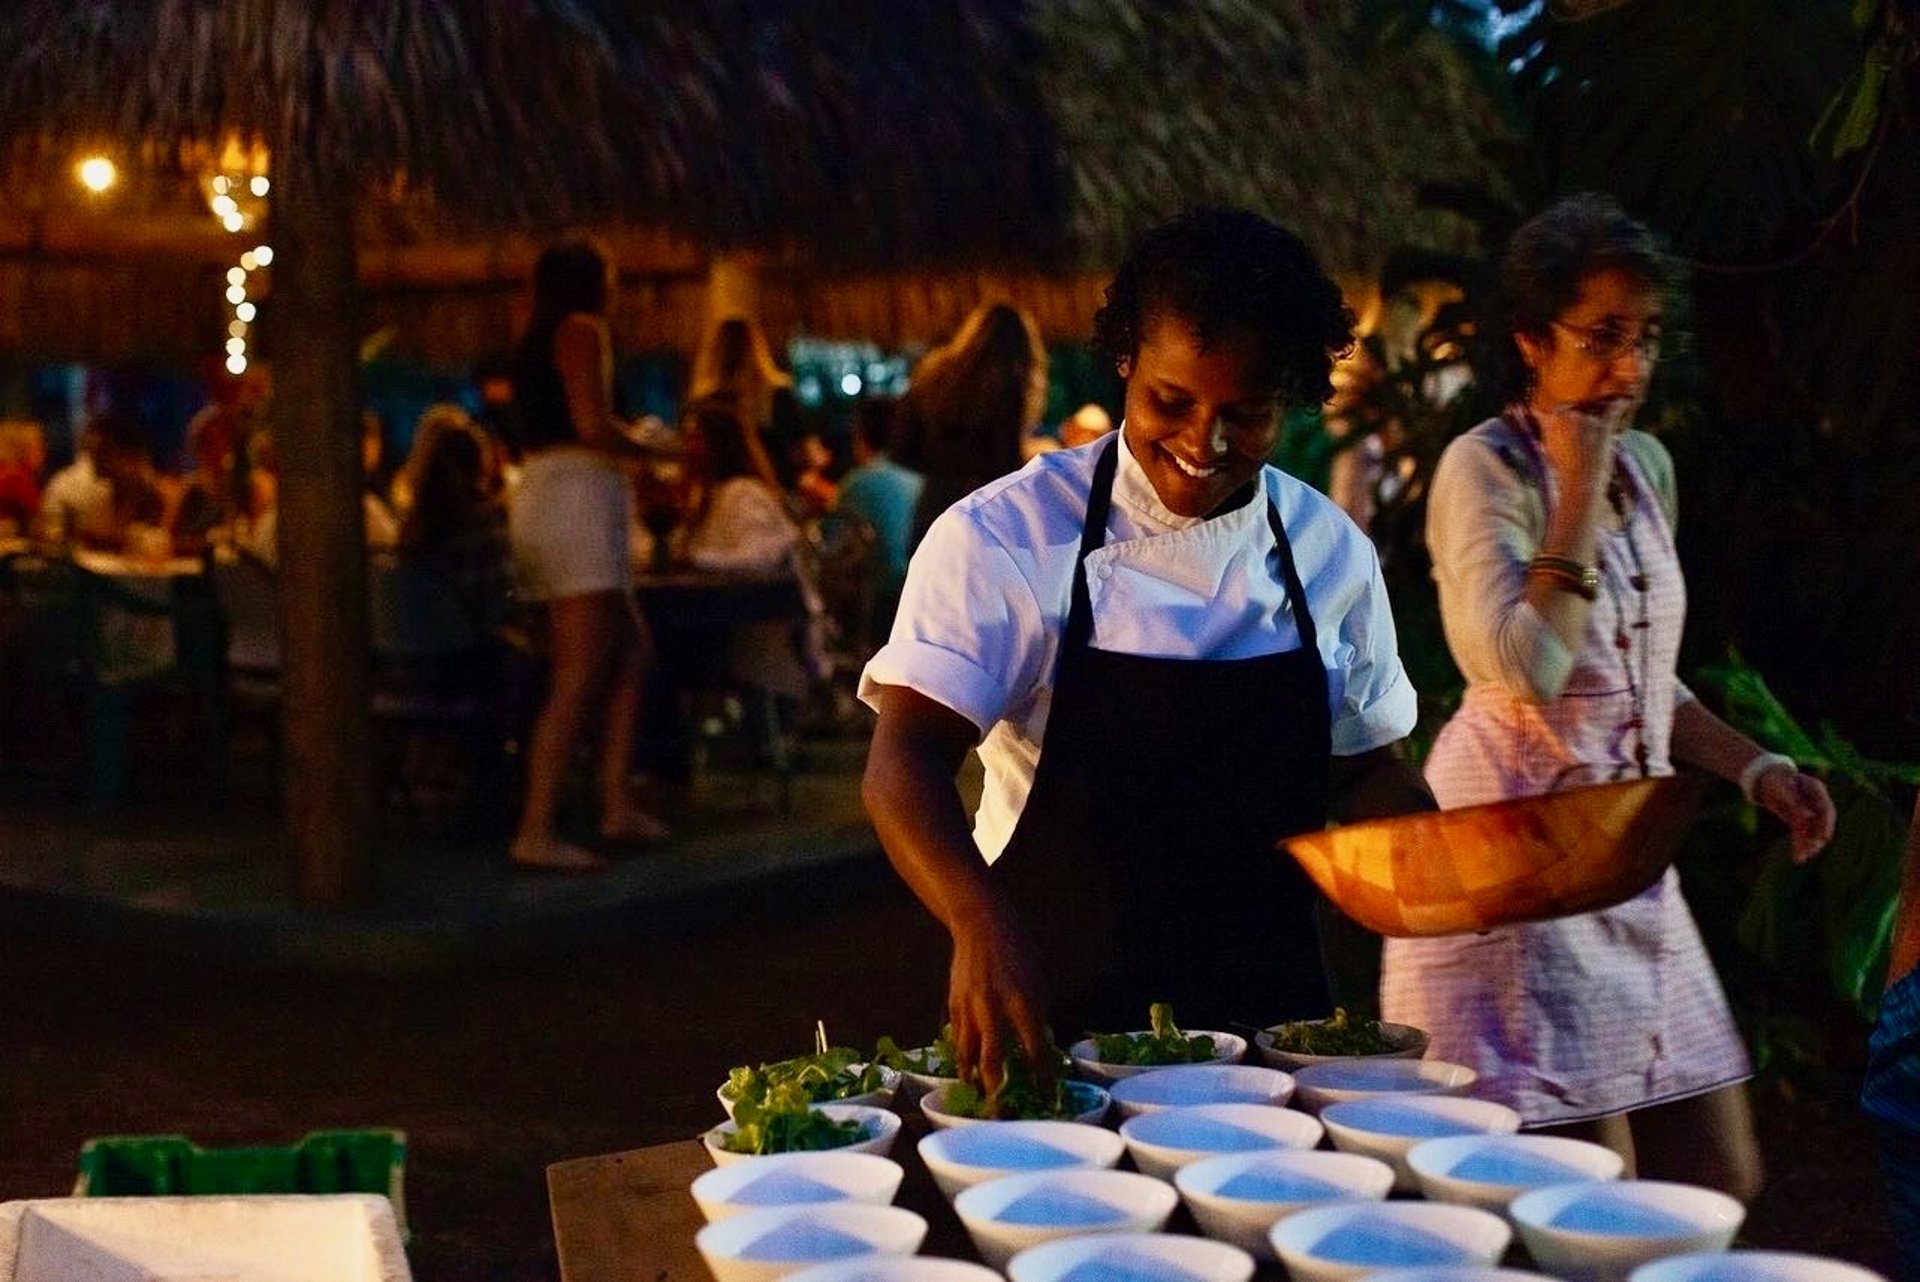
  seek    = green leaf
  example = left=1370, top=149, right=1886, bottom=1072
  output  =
left=1831, top=49, right=1888, bottom=159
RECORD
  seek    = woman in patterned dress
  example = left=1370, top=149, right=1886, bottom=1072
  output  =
left=1379, top=194, right=1836, bottom=1200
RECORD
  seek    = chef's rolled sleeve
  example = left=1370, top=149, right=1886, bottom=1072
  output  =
left=858, top=506, right=1046, bottom=739
left=1333, top=662, right=1418, bottom=756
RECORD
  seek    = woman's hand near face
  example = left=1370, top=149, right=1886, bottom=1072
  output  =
left=1538, top=400, right=1621, bottom=507
left=1753, top=766, right=1838, bottom=863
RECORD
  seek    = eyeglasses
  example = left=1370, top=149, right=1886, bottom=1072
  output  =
left=1551, top=319, right=1687, bottom=363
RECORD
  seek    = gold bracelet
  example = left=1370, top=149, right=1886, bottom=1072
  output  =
left=1527, top=557, right=1599, bottom=601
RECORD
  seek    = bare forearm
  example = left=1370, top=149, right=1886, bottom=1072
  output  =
left=862, top=735, right=1002, bottom=939
left=1328, top=745, right=1436, bottom=824
left=1669, top=697, right=1769, bottom=783
left=1524, top=477, right=1607, bottom=654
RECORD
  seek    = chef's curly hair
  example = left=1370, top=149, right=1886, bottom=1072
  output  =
left=1090, top=207, right=1354, bottom=406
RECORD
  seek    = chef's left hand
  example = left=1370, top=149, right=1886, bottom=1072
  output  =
left=1753, top=766, right=1836, bottom=863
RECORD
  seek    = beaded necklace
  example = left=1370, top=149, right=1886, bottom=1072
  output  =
left=1601, top=475, right=1653, bottom=780
left=1505, top=405, right=1654, bottom=782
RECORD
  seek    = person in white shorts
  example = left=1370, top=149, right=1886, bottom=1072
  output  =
left=506, top=239, right=668, bottom=872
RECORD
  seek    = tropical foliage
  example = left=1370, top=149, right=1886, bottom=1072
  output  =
left=1331, top=1, right=1920, bottom=1035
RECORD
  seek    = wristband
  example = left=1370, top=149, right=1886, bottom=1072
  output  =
left=1739, top=751, right=1795, bottom=805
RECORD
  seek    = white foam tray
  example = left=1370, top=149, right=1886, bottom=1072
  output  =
left=0, top=1194, right=411, bottom=1281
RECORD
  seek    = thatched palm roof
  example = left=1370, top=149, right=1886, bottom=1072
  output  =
left=1, top=2, right=1501, bottom=279
left=1039, top=0, right=1511, bottom=274
left=0, top=1, right=1067, bottom=264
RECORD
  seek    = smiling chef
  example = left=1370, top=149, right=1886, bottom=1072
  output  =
left=858, top=207, right=1436, bottom=1088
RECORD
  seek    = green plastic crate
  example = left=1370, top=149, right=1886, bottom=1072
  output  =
left=73, top=1129, right=408, bottom=1237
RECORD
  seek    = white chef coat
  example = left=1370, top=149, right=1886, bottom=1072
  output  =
left=859, top=431, right=1418, bottom=863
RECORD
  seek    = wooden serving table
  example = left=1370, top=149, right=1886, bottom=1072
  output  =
left=546, top=1118, right=1296, bottom=1282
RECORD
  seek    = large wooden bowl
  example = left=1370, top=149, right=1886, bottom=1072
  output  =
left=1281, top=775, right=1707, bottom=937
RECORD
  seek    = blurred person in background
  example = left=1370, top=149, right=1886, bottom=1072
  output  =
left=893, top=302, right=1048, bottom=554
left=677, top=400, right=827, bottom=701
left=395, top=422, right=511, bottom=628
left=507, top=238, right=668, bottom=872
left=0, top=420, right=46, bottom=536
left=835, top=397, right=922, bottom=618
left=1865, top=792, right=1920, bottom=1277
left=43, top=411, right=166, bottom=551
left=687, top=316, right=802, bottom=484
left=1058, top=403, right=1114, bottom=450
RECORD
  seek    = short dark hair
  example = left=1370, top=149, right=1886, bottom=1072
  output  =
left=530, top=238, right=609, bottom=325
left=1493, top=193, right=1683, bottom=402
left=853, top=396, right=896, bottom=454
left=1090, top=206, right=1354, bottom=406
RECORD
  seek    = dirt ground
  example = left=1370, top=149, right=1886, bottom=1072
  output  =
left=0, top=866, right=1899, bottom=1281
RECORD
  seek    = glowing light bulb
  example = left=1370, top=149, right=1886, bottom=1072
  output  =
left=228, top=320, right=248, bottom=338
left=225, top=285, right=246, bottom=305
left=239, top=252, right=258, bottom=272
left=77, top=156, right=116, bottom=192
left=221, top=211, right=244, bottom=233
left=252, top=246, right=274, bottom=266
left=226, top=338, right=246, bottom=356
left=840, top=373, right=863, bottom=396
left=226, top=354, right=248, bottom=375
left=249, top=176, right=270, bottom=197
left=226, top=267, right=246, bottom=286
left=235, top=302, right=257, bottom=323
left=211, top=176, right=231, bottom=195
left=211, top=194, right=237, bottom=217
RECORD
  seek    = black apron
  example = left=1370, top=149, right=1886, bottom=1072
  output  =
left=990, top=437, right=1335, bottom=1037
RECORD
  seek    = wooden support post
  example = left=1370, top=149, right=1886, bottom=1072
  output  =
left=268, top=173, right=376, bottom=906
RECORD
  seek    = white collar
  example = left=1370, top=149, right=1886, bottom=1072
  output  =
left=1112, top=427, right=1267, bottom=537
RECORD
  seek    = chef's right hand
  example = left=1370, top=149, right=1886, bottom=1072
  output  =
left=947, top=903, right=1053, bottom=1095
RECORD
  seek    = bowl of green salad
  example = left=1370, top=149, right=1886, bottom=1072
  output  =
left=717, top=1044, right=900, bottom=1121
left=1255, top=1009, right=1428, bottom=1073
left=919, top=1068, right=1110, bottom=1131
left=871, top=1028, right=962, bottom=1103
left=703, top=1100, right=902, bottom=1167
left=1069, top=1003, right=1247, bottom=1084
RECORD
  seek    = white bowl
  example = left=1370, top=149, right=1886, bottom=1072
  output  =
left=1174, top=1149, right=1396, bottom=1261
left=1510, top=1180, right=1747, bottom=1282
left=917, top=1118, right=1126, bottom=1200
left=1629, top=1252, right=1891, bottom=1282
left=1367, top=1270, right=1561, bottom=1282
left=1108, top=1064, right=1295, bottom=1118
left=691, top=1152, right=905, bottom=1223
left=1255, top=1020, right=1430, bottom=1073
left=719, top=1065, right=901, bottom=1121
left=952, top=1167, right=1177, bottom=1270
left=694, top=1203, right=928, bottom=1282
left=1319, top=1096, right=1521, bottom=1193
left=1408, top=1133, right=1624, bottom=1218
left=1290, top=1058, right=1478, bottom=1114
left=1068, top=1031, right=1249, bottom=1083
left=1118, top=1102, right=1323, bottom=1180
left=885, top=1048, right=961, bottom=1104
left=704, top=1104, right=903, bottom=1167
left=1006, top=1231, right=1257, bottom=1282
left=918, top=1080, right=1110, bottom=1130
left=1269, top=1201, right=1513, bottom=1282
left=787, top=1261, right=1004, bottom=1282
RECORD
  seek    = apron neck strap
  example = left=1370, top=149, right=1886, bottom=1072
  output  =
left=1065, top=435, right=1319, bottom=657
